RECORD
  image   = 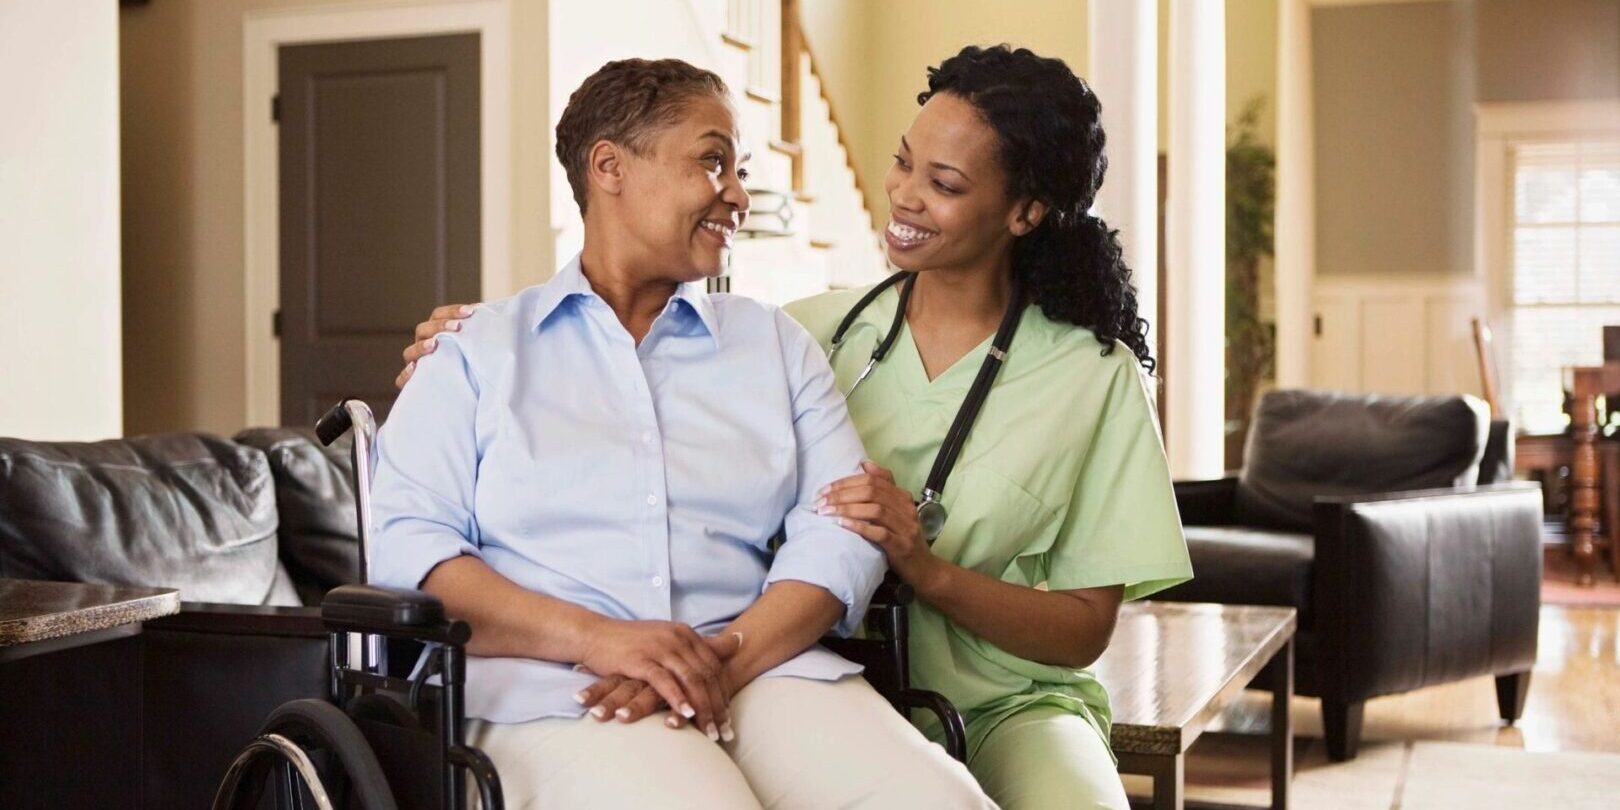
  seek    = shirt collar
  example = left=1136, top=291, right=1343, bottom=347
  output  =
left=531, top=254, right=720, bottom=346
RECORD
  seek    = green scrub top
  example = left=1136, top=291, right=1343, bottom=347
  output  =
left=786, top=285, right=1193, bottom=762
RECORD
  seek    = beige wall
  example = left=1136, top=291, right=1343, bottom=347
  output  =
left=1227, top=0, right=1278, bottom=145
left=1311, top=0, right=1620, bottom=281
left=119, top=0, right=550, bottom=436
left=1313, top=0, right=1476, bottom=277
left=1477, top=0, right=1620, bottom=102
left=802, top=0, right=1089, bottom=225
left=1, top=0, right=123, bottom=440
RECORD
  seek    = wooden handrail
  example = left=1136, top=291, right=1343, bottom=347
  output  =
left=786, top=5, right=875, bottom=221
left=780, top=0, right=803, bottom=191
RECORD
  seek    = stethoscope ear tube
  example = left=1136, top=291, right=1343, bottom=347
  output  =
left=832, top=272, right=1029, bottom=544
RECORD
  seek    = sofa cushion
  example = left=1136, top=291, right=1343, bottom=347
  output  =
left=1235, top=390, right=1490, bottom=532
left=1155, top=526, right=1315, bottom=624
left=0, top=434, right=298, bottom=605
left=233, top=428, right=360, bottom=606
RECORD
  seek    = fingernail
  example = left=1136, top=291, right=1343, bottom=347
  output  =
left=573, top=690, right=588, bottom=704
left=720, top=722, right=735, bottom=742
left=817, top=486, right=829, bottom=497
left=817, top=506, right=834, bottom=516
left=814, top=497, right=827, bottom=509
left=706, top=723, right=720, bottom=742
left=615, top=707, right=631, bottom=721
left=589, top=705, right=608, bottom=719
left=666, top=715, right=680, bottom=729
left=838, top=518, right=854, bottom=528
left=681, top=703, right=696, bottom=719
left=424, top=337, right=437, bottom=350
left=448, top=319, right=463, bottom=331
left=458, top=305, right=476, bottom=316
left=405, top=361, right=415, bottom=373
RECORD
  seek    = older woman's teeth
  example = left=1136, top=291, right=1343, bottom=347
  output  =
left=701, top=221, right=735, bottom=241
left=887, top=221, right=937, bottom=243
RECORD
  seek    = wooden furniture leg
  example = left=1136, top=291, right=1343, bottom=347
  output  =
left=1271, top=639, right=1294, bottom=810
left=1571, top=368, right=1600, bottom=585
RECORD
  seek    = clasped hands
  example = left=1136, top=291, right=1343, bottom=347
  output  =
left=573, top=617, right=743, bottom=743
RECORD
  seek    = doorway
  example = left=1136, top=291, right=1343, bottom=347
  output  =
left=276, top=32, right=481, bottom=425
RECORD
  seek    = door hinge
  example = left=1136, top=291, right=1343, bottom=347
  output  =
left=1314, top=314, right=1323, bottom=337
left=271, top=94, right=281, bottom=123
left=272, top=309, right=282, bottom=338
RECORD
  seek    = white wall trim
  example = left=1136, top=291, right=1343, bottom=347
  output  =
left=242, top=0, right=511, bottom=426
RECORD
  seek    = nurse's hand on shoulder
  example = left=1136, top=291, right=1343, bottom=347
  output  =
left=818, top=462, right=947, bottom=592
left=396, top=304, right=479, bottom=388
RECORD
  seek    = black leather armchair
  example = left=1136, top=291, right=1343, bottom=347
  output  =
left=1156, top=390, right=1543, bottom=761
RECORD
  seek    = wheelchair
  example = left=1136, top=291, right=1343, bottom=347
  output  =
left=213, top=399, right=965, bottom=810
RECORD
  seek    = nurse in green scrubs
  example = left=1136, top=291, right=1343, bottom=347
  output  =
left=401, top=44, right=1190, bottom=810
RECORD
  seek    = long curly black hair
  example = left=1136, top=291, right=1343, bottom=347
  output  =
left=920, top=45, right=1155, bottom=373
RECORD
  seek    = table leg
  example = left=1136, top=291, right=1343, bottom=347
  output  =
left=1271, top=638, right=1294, bottom=810
left=1152, top=755, right=1184, bottom=810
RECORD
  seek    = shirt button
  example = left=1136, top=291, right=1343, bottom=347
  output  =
left=651, top=576, right=665, bottom=588
left=646, top=494, right=658, bottom=506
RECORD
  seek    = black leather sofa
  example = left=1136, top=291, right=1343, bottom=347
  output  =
left=0, top=428, right=361, bottom=809
left=1156, top=389, right=1544, bottom=761
left=0, top=427, right=945, bottom=807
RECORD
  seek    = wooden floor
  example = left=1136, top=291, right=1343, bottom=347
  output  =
left=1208, top=606, right=1620, bottom=753
left=1123, top=606, right=1620, bottom=808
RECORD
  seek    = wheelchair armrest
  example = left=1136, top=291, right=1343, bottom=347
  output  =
left=321, top=584, right=470, bottom=646
left=893, top=689, right=967, bottom=762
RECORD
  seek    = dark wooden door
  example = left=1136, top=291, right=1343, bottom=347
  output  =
left=278, top=33, right=481, bottom=426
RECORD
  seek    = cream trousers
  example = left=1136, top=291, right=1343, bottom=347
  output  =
left=465, top=675, right=994, bottom=809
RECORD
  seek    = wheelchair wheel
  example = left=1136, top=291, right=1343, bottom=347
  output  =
left=213, top=698, right=399, bottom=810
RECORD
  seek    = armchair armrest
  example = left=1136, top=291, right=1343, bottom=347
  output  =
left=1311, top=482, right=1543, bottom=703
left=146, top=602, right=324, bottom=637
left=1173, top=476, right=1240, bottom=526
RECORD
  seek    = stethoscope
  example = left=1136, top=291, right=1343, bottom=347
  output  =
left=828, top=271, right=1028, bottom=543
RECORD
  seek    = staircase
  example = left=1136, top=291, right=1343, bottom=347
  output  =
left=702, top=0, right=889, bottom=303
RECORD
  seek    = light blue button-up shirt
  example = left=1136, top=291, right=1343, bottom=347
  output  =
left=370, top=256, right=885, bottom=724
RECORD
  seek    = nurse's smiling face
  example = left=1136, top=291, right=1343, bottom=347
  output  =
left=882, top=92, right=1041, bottom=275
left=611, top=95, right=751, bottom=281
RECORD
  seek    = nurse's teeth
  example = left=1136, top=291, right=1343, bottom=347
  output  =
left=887, top=221, right=937, bottom=242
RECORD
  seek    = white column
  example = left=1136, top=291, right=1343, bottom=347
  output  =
left=1087, top=0, right=1158, bottom=358
left=1274, top=0, right=1314, bottom=389
left=1165, top=0, right=1226, bottom=479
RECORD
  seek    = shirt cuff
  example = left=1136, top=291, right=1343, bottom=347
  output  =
left=371, top=524, right=482, bottom=591
left=764, top=525, right=886, bottom=637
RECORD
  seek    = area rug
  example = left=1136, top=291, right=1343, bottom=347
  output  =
left=1124, top=736, right=1620, bottom=809
left=1541, top=552, right=1620, bottom=607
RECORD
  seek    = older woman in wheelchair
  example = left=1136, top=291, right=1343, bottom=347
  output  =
left=366, top=57, right=991, bottom=809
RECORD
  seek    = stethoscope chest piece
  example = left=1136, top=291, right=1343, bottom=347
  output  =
left=916, top=491, right=947, bottom=544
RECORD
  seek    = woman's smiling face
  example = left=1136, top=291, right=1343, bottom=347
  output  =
left=882, top=92, right=1026, bottom=275
left=615, top=94, right=751, bottom=281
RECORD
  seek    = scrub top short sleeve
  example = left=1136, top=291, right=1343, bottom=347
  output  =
left=1042, top=351, right=1192, bottom=601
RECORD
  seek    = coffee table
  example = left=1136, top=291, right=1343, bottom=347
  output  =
left=1094, top=601, right=1297, bottom=810
left=0, top=578, right=180, bottom=663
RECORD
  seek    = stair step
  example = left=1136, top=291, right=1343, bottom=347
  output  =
left=721, top=33, right=754, bottom=51
left=769, top=139, right=803, bottom=157
left=745, top=86, right=779, bottom=104
left=809, top=239, right=835, bottom=250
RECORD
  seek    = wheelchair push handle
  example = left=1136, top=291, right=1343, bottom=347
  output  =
left=316, top=398, right=379, bottom=583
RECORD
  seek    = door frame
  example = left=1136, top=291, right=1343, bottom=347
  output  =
left=243, top=0, right=511, bottom=426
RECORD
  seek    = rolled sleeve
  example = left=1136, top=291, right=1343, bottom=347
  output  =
left=764, top=310, right=886, bottom=636
left=369, top=336, right=484, bottom=590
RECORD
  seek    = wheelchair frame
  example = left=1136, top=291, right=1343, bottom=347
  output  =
left=214, top=397, right=966, bottom=810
